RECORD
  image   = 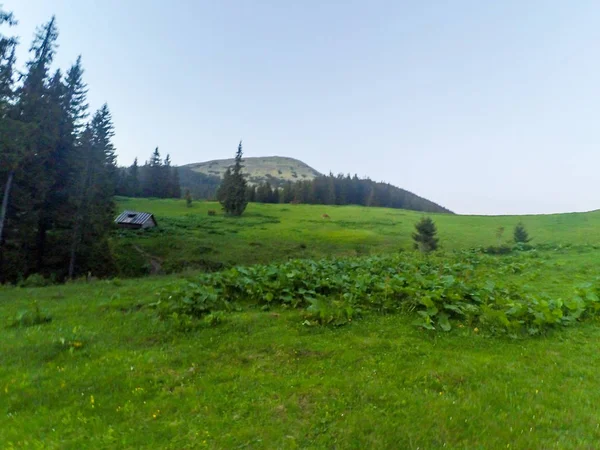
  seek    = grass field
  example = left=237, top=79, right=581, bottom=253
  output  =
left=4, top=200, right=600, bottom=448
left=112, top=197, right=600, bottom=276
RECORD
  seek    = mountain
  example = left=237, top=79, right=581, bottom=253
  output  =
left=182, top=156, right=321, bottom=186
left=179, top=156, right=451, bottom=214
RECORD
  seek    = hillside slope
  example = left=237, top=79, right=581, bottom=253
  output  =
left=112, top=197, right=600, bottom=277
left=183, top=156, right=321, bottom=186
left=180, top=156, right=450, bottom=213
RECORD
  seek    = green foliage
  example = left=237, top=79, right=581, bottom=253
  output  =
left=249, top=173, right=452, bottom=213
left=110, top=241, right=151, bottom=278
left=514, top=222, right=531, bottom=243
left=217, top=141, right=248, bottom=216
left=55, top=326, right=88, bottom=354
left=4, top=244, right=600, bottom=448
left=118, top=149, right=181, bottom=198
left=177, top=166, right=221, bottom=200
left=0, top=14, right=117, bottom=283
left=304, top=297, right=357, bottom=326
left=19, top=273, right=53, bottom=288
left=157, top=251, right=600, bottom=335
left=10, top=302, right=52, bottom=328
left=110, top=199, right=600, bottom=280
left=413, top=217, right=439, bottom=253
left=184, top=189, right=192, bottom=208
left=203, top=311, right=226, bottom=327
left=483, top=245, right=512, bottom=255
left=156, top=282, right=231, bottom=323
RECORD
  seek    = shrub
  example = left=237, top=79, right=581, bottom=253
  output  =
left=19, top=273, right=52, bottom=288
left=156, top=282, right=230, bottom=321
left=204, top=311, right=226, bottom=326
left=413, top=217, right=439, bottom=253
left=10, top=302, right=52, bottom=328
left=483, top=245, right=512, bottom=255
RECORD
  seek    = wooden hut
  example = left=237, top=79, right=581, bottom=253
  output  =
left=114, top=211, right=157, bottom=230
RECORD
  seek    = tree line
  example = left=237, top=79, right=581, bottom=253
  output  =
left=112, top=148, right=453, bottom=215
left=246, top=174, right=452, bottom=213
left=115, top=147, right=181, bottom=198
left=0, top=11, right=117, bottom=283
left=211, top=144, right=452, bottom=215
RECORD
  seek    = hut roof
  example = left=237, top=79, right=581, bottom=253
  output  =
left=114, top=210, right=157, bottom=226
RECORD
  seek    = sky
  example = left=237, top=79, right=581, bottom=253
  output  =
left=2, top=0, right=600, bottom=215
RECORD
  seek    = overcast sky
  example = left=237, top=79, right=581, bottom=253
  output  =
left=3, top=0, right=600, bottom=215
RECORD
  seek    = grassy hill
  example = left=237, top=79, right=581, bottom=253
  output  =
left=183, top=156, right=321, bottom=186
left=5, top=200, right=600, bottom=448
left=179, top=156, right=451, bottom=214
left=110, top=197, right=600, bottom=276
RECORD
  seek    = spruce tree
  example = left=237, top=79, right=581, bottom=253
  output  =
left=513, top=222, right=531, bottom=244
left=69, top=105, right=117, bottom=278
left=171, top=166, right=181, bottom=198
left=217, top=141, right=248, bottom=216
left=63, top=56, right=88, bottom=135
left=14, top=17, right=60, bottom=274
left=143, top=147, right=162, bottom=197
left=0, top=12, right=122, bottom=282
left=0, top=7, right=18, bottom=250
left=129, top=158, right=140, bottom=196
left=162, top=154, right=181, bottom=198
left=413, top=217, right=439, bottom=253
left=282, top=181, right=294, bottom=203
left=163, top=154, right=172, bottom=197
left=0, top=7, right=17, bottom=105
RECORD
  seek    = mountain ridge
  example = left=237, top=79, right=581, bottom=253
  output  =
left=182, top=156, right=321, bottom=186
left=180, top=156, right=451, bottom=214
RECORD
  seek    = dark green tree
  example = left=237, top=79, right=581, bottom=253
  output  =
left=163, top=154, right=173, bottom=197
left=245, top=185, right=256, bottom=202
left=68, top=105, right=117, bottom=278
left=0, top=12, right=121, bottom=282
left=142, top=147, right=162, bottom=197
left=281, top=181, right=294, bottom=203
left=0, top=6, right=18, bottom=249
left=217, top=141, right=248, bottom=216
left=513, top=222, right=531, bottom=243
left=171, top=165, right=181, bottom=198
left=413, top=217, right=439, bottom=253
left=9, top=16, right=60, bottom=275
left=163, top=154, right=181, bottom=198
left=129, top=158, right=140, bottom=196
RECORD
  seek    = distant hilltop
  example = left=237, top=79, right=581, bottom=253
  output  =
left=182, top=156, right=321, bottom=186
left=178, top=155, right=451, bottom=214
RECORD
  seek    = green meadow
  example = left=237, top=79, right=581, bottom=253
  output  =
left=3, top=199, right=600, bottom=448
left=111, top=196, right=600, bottom=275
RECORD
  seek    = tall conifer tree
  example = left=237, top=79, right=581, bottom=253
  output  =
left=217, top=141, right=248, bottom=216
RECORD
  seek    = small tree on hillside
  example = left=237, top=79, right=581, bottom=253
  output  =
left=513, top=222, right=531, bottom=243
left=496, top=226, right=505, bottom=245
left=217, top=141, right=248, bottom=216
left=413, top=217, right=438, bottom=253
left=185, top=189, right=192, bottom=207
